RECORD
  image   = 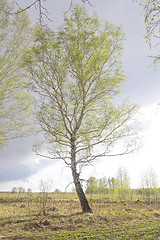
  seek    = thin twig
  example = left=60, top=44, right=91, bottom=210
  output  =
left=15, top=0, right=38, bottom=14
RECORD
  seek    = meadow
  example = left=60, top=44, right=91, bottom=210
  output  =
left=0, top=192, right=160, bottom=239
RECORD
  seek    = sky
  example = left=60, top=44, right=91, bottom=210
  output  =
left=0, top=0, right=160, bottom=192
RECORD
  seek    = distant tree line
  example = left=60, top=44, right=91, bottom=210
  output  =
left=85, top=167, right=130, bottom=200
left=85, top=167, right=160, bottom=201
left=11, top=187, right=32, bottom=193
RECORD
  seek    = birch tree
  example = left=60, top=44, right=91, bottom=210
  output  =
left=115, top=167, right=131, bottom=201
left=24, top=5, right=140, bottom=213
left=0, top=0, right=32, bottom=149
left=140, top=168, right=159, bottom=200
left=134, top=0, right=160, bottom=65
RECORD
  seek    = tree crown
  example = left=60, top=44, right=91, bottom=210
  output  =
left=24, top=5, right=140, bottom=169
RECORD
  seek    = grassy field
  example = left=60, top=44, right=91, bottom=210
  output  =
left=0, top=192, right=160, bottom=239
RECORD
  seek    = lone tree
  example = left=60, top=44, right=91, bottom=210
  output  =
left=24, top=5, right=139, bottom=213
left=0, top=0, right=32, bottom=149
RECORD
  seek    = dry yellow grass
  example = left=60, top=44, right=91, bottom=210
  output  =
left=0, top=193, right=160, bottom=239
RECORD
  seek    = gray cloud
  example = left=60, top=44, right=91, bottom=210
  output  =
left=0, top=137, right=34, bottom=162
left=0, top=163, right=36, bottom=182
left=0, top=156, right=55, bottom=183
left=0, top=137, right=55, bottom=183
